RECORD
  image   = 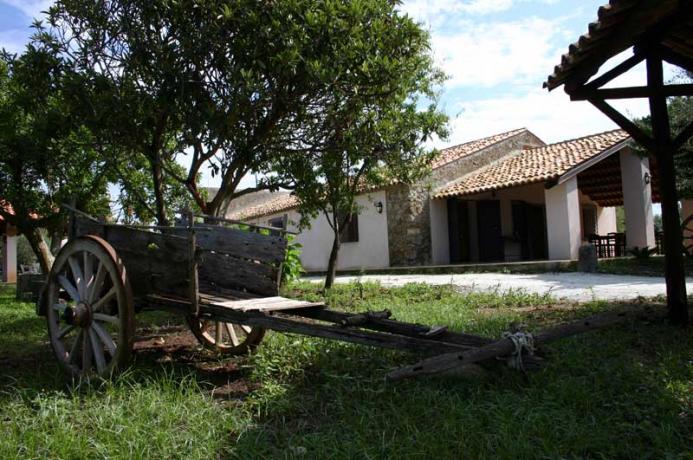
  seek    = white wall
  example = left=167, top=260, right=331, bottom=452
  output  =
left=620, top=149, right=655, bottom=249
left=429, top=198, right=449, bottom=264
left=597, top=207, right=617, bottom=234
left=545, top=177, right=581, bottom=260
left=250, top=191, right=390, bottom=272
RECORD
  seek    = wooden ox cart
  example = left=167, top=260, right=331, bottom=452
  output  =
left=38, top=208, right=631, bottom=380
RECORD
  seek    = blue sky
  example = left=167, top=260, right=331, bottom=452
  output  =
left=0, top=0, right=669, bottom=188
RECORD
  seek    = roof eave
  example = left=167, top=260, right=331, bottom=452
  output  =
left=556, top=137, right=633, bottom=185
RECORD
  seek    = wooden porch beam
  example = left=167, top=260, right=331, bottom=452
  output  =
left=647, top=54, right=689, bottom=325
left=573, top=84, right=693, bottom=101
left=579, top=52, right=645, bottom=93
left=586, top=97, right=655, bottom=150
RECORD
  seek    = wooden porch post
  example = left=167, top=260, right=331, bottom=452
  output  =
left=647, top=55, right=688, bottom=325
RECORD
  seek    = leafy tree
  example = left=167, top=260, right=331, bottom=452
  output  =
left=40, top=0, right=322, bottom=220
left=0, top=46, right=112, bottom=272
left=635, top=71, right=693, bottom=200
left=667, top=94, right=693, bottom=199
left=273, top=1, right=448, bottom=288
left=44, top=0, right=448, bottom=229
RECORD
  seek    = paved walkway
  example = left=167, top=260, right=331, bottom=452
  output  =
left=307, top=272, right=693, bottom=302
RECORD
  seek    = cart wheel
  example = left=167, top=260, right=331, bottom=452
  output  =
left=186, top=317, right=265, bottom=355
left=683, top=215, right=693, bottom=257
left=45, top=236, right=134, bottom=379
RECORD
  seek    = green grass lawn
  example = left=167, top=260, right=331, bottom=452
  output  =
left=0, top=283, right=691, bottom=459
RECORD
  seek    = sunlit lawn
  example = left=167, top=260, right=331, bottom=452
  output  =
left=0, top=282, right=690, bottom=459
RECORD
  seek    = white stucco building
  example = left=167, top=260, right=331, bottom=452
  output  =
left=229, top=128, right=678, bottom=273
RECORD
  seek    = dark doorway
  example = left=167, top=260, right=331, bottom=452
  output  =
left=512, top=201, right=547, bottom=260
left=447, top=199, right=470, bottom=263
left=477, top=200, right=504, bottom=262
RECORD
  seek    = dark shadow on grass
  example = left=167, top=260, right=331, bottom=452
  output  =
left=220, top=304, right=692, bottom=459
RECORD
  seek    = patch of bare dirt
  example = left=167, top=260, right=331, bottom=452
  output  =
left=132, top=326, right=258, bottom=399
left=133, top=327, right=198, bottom=353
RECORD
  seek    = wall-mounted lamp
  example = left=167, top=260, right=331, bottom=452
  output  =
left=374, top=201, right=384, bottom=214
left=643, top=172, right=651, bottom=185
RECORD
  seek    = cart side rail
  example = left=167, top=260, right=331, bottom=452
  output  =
left=70, top=212, right=288, bottom=301
left=176, top=218, right=288, bottom=298
left=71, top=215, right=192, bottom=300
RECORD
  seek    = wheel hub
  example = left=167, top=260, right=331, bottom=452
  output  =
left=63, top=302, right=92, bottom=327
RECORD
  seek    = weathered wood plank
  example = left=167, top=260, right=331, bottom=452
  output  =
left=386, top=311, right=632, bottom=380
left=72, top=218, right=192, bottom=298
left=73, top=216, right=105, bottom=238
left=203, top=296, right=323, bottom=312
left=295, top=308, right=494, bottom=349
left=190, top=225, right=287, bottom=264
left=200, top=304, right=474, bottom=355
left=198, top=251, right=279, bottom=297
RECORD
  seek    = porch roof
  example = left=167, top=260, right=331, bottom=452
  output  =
left=434, top=129, right=631, bottom=199
left=544, top=0, right=693, bottom=92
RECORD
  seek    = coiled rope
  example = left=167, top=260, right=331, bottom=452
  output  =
left=501, top=330, right=535, bottom=371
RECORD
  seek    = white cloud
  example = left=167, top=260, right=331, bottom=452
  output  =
left=0, top=1, right=52, bottom=20
left=432, top=17, right=566, bottom=88
left=459, top=0, right=515, bottom=15
left=400, top=0, right=559, bottom=26
left=444, top=88, right=650, bottom=147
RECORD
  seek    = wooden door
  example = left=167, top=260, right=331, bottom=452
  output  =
left=476, top=200, right=503, bottom=262
left=447, top=199, right=470, bottom=263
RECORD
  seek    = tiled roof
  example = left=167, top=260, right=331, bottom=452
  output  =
left=434, top=129, right=631, bottom=198
left=430, top=128, right=528, bottom=169
left=228, top=194, right=299, bottom=220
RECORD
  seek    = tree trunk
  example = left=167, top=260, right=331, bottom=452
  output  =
left=25, top=227, right=54, bottom=274
left=150, top=158, right=169, bottom=226
left=325, top=227, right=341, bottom=289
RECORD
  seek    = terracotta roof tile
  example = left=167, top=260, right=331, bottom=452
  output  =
left=228, top=194, right=298, bottom=220
left=545, top=0, right=690, bottom=91
left=434, top=129, right=630, bottom=198
left=430, top=128, right=528, bottom=169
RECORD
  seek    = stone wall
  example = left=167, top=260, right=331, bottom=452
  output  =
left=385, top=130, right=546, bottom=267
left=386, top=183, right=433, bottom=266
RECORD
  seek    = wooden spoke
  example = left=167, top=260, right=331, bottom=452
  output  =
left=92, top=287, right=116, bottom=312
left=226, top=323, right=239, bottom=346
left=92, top=323, right=117, bottom=355
left=57, top=275, right=80, bottom=302
left=69, top=330, right=84, bottom=364
left=93, top=312, right=119, bottom=325
left=58, top=325, right=75, bottom=339
left=81, top=330, right=93, bottom=372
left=88, top=328, right=107, bottom=374
left=215, top=322, right=223, bottom=345
left=83, top=251, right=94, bottom=294
left=187, top=316, right=265, bottom=355
left=88, top=262, right=107, bottom=304
left=46, top=236, right=134, bottom=380
left=68, top=256, right=86, bottom=300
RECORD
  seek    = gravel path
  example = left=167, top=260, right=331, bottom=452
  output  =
left=306, top=272, right=693, bottom=302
